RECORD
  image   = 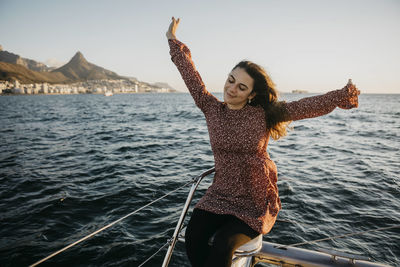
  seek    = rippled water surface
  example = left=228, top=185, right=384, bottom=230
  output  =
left=0, top=93, right=399, bottom=266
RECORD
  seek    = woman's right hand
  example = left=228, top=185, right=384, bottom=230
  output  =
left=166, top=16, right=180, bottom=40
left=337, top=79, right=361, bottom=109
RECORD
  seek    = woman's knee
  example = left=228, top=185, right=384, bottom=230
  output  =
left=210, top=232, right=237, bottom=256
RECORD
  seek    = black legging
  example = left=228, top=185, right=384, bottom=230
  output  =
left=185, top=208, right=259, bottom=267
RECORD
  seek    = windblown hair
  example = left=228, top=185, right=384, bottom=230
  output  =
left=233, top=61, right=291, bottom=140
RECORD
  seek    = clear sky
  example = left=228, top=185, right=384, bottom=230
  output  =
left=1, top=0, right=399, bottom=94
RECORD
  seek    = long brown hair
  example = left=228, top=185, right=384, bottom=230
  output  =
left=233, top=61, right=290, bottom=140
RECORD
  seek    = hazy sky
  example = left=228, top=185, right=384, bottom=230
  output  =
left=1, top=0, right=399, bottom=93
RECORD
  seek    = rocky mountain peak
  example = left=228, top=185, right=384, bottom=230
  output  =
left=69, top=51, right=87, bottom=64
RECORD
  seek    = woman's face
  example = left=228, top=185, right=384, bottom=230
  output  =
left=224, top=67, right=255, bottom=110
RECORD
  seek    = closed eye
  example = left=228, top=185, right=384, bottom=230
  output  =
left=228, top=75, right=249, bottom=91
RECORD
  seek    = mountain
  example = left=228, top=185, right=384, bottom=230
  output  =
left=0, top=49, right=52, bottom=72
left=52, top=52, right=122, bottom=81
left=0, top=61, right=68, bottom=84
left=0, top=49, right=125, bottom=84
left=152, top=82, right=177, bottom=92
left=0, top=48, right=175, bottom=90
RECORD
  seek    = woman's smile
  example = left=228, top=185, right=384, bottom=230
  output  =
left=223, top=67, right=255, bottom=110
left=226, top=92, right=235, bottom=98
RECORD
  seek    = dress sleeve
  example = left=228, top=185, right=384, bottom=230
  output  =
left=283, top=88, right=357, bottom=121
left=168, top=39, right=219, bottom=112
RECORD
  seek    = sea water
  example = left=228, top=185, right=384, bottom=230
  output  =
left=0, top=93, right=399, bottom=266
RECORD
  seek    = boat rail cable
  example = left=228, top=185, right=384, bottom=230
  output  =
left=29, top=177, right=198, bottom=267
left=137, top=238, right=173, bottom=267
left=278, top=225, right=400, bottom=249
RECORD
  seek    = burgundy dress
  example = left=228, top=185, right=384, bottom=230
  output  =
left=169, top=39, right=352, bottom=234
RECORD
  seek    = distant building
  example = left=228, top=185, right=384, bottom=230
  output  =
left=0, top=82, right=6, bottom=94
left=41, top=83, right=48, bottom=94
left=292, top=89, right=308, bottom=94
left=14, top=80, right=20, bottom=89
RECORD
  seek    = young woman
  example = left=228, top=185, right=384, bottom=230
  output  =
left=166, top=17, right=360, bottom=267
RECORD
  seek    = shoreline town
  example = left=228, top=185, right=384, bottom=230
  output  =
left=0, top=79, right=175, bottom=95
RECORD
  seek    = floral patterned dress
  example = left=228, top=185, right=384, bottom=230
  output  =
left=169, top=39, right=355, bottom=234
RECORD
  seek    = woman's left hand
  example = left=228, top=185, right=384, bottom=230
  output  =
left=166, top=16, right=180, bottom=40
left=337, top=80, right=361, bottom=109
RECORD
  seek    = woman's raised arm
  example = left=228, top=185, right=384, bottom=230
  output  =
left=283, top=80, right=360, bottom=121
left=166, top=17, right=218, bottom=112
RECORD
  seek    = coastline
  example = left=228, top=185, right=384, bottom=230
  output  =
left=0, top=78, right=176, bottom=95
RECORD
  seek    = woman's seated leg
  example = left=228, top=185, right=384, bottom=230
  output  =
left=185, top=209, right=225, bottom=267
left=204, top=215, right=259, bottom=267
